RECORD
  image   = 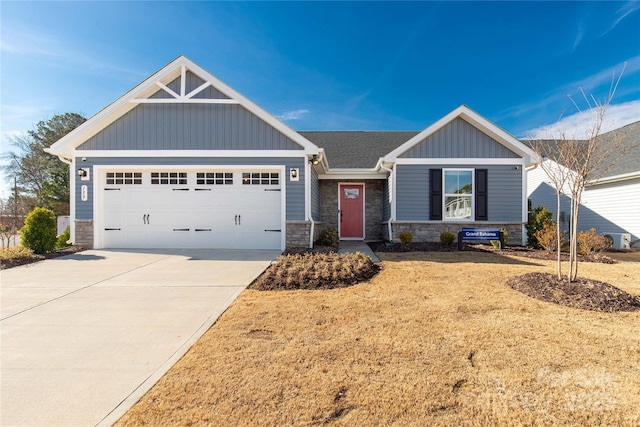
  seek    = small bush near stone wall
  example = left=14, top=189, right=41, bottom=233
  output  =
left=440, top=230, right=456, bottom=246
left=577, top=228, right=612, bottom=254
left=490, top=228, right=509, bottom=248
left=20, top=207, right=57, bottom=254
left=56, top=226, right=71, bottom=249
left=399, top=231, right=413, bottom=245
left=315, top=228, right=339, bottom=247
left=253, top=252, right=380, bottom=291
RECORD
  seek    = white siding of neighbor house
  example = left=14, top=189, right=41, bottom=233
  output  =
left=579, top=179, right=640, bottom=242
left=527, top=163, right=639, bottom=242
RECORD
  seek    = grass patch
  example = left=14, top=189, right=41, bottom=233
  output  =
left=116, top=251, right=640, bottom=426
left=252, top=252, right=380, bottom=291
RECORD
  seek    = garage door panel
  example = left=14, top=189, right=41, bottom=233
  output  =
left=100, top=169, right=283, bottom=250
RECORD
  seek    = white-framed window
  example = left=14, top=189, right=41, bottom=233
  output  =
left=443, top=169, right=473, bottom=220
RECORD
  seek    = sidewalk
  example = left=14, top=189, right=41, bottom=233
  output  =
left=338, top=240, right=380, bottom=262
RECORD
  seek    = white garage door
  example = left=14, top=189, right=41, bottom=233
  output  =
left=99, top=169, right=283, bottom=249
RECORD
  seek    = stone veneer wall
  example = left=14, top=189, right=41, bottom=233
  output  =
left=319, top=180, right=384, bottom=241
left=74, top=219, right=94, bottom=248
left=286, top=221, right=311, bottom=248
left=390, top=222, right=524, bottom=245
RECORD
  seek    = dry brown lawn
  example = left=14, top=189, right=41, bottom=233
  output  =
left=117, top=251, right=640, bottom=426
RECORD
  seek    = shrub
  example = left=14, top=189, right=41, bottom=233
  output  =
left=56, top=225, right=71, bottom=249
left=577, top=228, right=612, bottom=254
left=490, top=228, right=509, bottom=248
left=527, top=205, right=554, bottom=248
left=253, top=252, right=380, bottom=290
left=20, top=207, right=57, bottom=254
left=315, top=228, right=339, bottom=247
left=0, top=246, right=35, bottom=261
left=535, top=223, right=566, bottom=253
left=440, top=230, right=456, bottom=246
left=399, top=231, right=413, bottom=245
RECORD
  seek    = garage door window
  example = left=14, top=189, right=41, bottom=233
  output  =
left=196, top=172, right=233, bottom=185
left=151, top=172, right=187, bottom=185
left=242, top=172, right=279, bottom=185
left=106, top=172, right=142, bottom=185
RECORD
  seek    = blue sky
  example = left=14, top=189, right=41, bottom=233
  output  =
left=1, top=1, right=640, bottom=195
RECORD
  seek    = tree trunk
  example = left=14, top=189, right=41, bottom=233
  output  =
left=556, top=191, right=562, bottom=279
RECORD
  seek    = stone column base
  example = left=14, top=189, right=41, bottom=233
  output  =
left=74, top=219, right=94, bottom=249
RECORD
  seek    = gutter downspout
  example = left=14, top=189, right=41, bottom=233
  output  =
left=306, top=155, right=319, bottom=248
left=379, top=163, right=393, bottom=241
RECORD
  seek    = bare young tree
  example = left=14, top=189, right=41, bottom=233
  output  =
left=532, top=131, right=573, bottom=279
left=534, top=63, right=632, bottom=281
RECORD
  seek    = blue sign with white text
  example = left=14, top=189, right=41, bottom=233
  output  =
left=461, top=228, right=500, bottom=240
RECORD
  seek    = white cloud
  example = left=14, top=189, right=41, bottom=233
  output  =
left=523, top=100, right=640, bottom=140
left=276, top=109, right=310, bottom=121
left=602, top=1, right=640, bottom=36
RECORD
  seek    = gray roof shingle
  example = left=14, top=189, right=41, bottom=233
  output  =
left=299, top=131, right=419, bottom=169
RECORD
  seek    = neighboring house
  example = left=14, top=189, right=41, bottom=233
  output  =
left=46, top=56, right=540, bottom=250
left=526, top=121, right=640, bottom=248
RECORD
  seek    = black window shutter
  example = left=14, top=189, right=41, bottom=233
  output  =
left=429, top=169, right=442, bottom=220
left=475, top=169, right=488, bottom=221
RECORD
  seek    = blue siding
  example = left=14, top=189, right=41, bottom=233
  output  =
left=78, top=104, right=303, bottom=151
left=400, top=117, right=519, bottom=158
left=395, top=164, right=522, bottom=221
left=310, top=166, right=322, bottom=221
left=76, top=157, right=306, bottom=221
left=396, top=165, right=430, bottom=220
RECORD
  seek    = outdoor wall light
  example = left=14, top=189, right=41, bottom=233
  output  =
left=290, top=168, right=299, bottom=182
left=77, top=168, right=90, bottom=181
left=309, top=155, right=320, bottom=165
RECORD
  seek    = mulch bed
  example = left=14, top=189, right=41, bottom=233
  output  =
left=367, top=241, right=478, bottom=253
left=367, top=241, right=616, bottom=264
left=0, top=246, right=86, bottom=270
left=506, top=272, right=640, bottom=312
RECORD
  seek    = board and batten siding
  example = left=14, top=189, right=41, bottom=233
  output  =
left=400, top=117, right=519, bottom=159
left=75, top=157, right=306, bottom=221
left=395, top=164, right=522, bottom=221
left=78, top=104, right=303, bottom=151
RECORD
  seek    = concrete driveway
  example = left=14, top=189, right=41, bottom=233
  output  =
left=1, top=249, right=279, bottom=427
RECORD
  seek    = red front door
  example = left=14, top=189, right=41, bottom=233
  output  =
left=339, top=183, right=364, bottom=239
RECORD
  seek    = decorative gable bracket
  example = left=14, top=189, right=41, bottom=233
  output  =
left=130, top=65, right=240, bottom=104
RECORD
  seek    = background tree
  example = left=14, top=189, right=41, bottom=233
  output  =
left=2, top=113, right=86, bottom=216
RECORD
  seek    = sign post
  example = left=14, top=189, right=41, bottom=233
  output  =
left=457, top=228, right=504, bottom=250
